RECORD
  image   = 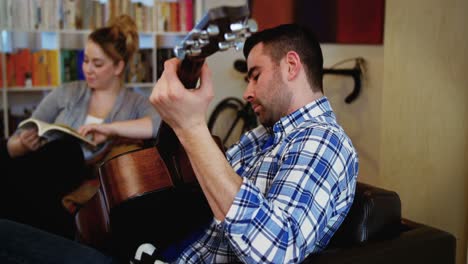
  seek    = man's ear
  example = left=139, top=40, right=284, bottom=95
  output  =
left=114, top=60, right=125, bottom=76
left=285, top=51, right=302, bottom=81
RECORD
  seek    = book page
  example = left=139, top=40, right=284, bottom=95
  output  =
left=18, top=118, right=97, bottom=148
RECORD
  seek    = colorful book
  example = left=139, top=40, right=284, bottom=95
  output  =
left=157, top=1, right=171, bottom=31
left=15, top=49, right=33, bottom=87
left=32, top=50, right=45, bottom=86
left=6, top=53, right=16, bottom=87
left=179, top=0, right=193, bottom=32
left=46, top=50, right=59, bottom=86
left=0, top=53, right=4, bottom=87
left=169, top=1, right=180, bottom=32
left=76, top=49, right=85, bottom=80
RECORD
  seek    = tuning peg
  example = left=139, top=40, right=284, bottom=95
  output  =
left=207, top=24, right=220, bottom=36
left=224, top=32, right=237, bottom=41
left=242, top=32, right=253, bottom=38
left=246, top=19, right=258, bottom=33
left=230, top=22, right=244, bottom=32
left=198, top=39, right=209, bottom=46
left=200, top=31, right=209, bottom=39
left=190, top=29, right=201, bottom=38
left=218, top=42, right=231, bottom=51
left=173, top=45, right=186, bottom=60
left=184, top=39, right=196, bottom=47
left=188, top=47, right=202, bottom=56
left=234, top=41, right=244, bottom=51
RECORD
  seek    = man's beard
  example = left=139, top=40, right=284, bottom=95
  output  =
left=258, top=70, right=291, bottom=127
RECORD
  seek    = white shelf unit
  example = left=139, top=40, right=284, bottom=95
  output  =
left=0, top=0, right=200, bottom=138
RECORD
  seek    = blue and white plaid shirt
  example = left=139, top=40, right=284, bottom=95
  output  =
left=177, top=97, right=358, bottom=263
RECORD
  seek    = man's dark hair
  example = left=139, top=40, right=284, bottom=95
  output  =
left=243, top=24, right=323, bottom=92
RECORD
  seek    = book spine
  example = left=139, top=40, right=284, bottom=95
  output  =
left=32, top=50, right=48, bottom=87
left=77, top=50, right=85, bottom=80
left=15, top=49, right=33, bottom=87
left=134, top=2, right=143, bottom=31
left=6, top=53, right=16, bottom=87
left=0, top=0, right=7, bottom=28
left=178, top=0, right=186, bottom=32
left=158, top=1, right=170, bottom=32
left=169, top=1, right=179, bottom=32
left=185, top=0, right=193, bottom=31
left=0, top=53, right=4, bottom=87
left=46, top=50, right=59, bottom=86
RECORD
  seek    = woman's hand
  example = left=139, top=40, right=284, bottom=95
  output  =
left=78, top=123, right=115, bottom=145
left=7, top=129, right=43, bottom=158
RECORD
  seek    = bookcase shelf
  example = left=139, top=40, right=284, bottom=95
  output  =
left=0, top=0, right=202, bottom=138
left=4, top=84, right=155, bottom=92
left=4, top=87, right=57, bottom=92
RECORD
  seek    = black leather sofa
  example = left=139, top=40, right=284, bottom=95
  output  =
left=76, top=177, right=456, bottom=264
left=303, top=182, right=456, bottom=264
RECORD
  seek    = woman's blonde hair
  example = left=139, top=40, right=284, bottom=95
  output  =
left=88, top=14, right=139, bottom=68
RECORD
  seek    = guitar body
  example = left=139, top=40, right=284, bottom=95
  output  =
left=74, top=188, right=110, bottom=253
left=74, top=5, right=257, bottom=262
left=76, top=135, right=222, bottom=261
left=100, top=145, right=213, bottom=261
left=74, top=142, right=213, bottom=258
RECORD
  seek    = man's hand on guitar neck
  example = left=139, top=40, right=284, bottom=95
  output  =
left=150, top=58, right=213, bottom=136
left=150, top=58, right=243, bottom=221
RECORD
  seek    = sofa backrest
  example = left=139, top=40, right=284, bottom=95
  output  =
left=328, top=182, right=402, bottom=247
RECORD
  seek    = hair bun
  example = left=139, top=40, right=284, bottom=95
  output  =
left=108, top=14, right=139, bottom=58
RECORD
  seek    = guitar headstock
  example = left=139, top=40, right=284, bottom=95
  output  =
left=174, top=5, right=258, bottom=60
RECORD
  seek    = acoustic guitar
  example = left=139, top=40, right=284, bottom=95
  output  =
left=75, top=5, right=257, bottom=262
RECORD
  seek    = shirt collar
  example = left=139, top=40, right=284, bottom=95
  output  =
left=270, top=96, right=334, bottom=139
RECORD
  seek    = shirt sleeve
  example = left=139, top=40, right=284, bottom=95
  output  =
left=31, top=86, right=66, bottom=123
left=222, top=127, right=355, bottom=263
left=133, top=95, right=161, bottom=138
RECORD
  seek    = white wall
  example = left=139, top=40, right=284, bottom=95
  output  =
left=381, top=1, right=468, bottom=263
left=321, top=44, right=383, bottom=184
left=205, top=49, right=246, bottom=117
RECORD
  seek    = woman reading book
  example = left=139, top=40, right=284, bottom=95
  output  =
left=1, top=15, right=160, bottom=239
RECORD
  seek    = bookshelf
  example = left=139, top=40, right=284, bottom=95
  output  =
left=0, top=0, right=199, bottom=138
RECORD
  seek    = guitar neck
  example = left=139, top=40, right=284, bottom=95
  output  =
left=172, top=5, right=255, bottom=89
left=154, top=4, right=256, bottom=183
left=177, top=56, right=206, bottom=88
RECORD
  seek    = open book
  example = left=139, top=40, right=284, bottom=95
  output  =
left=18, top=118, right=97, bottom=148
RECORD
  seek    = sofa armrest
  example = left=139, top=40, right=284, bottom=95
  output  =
left=303, top=221, right=456, bottom=264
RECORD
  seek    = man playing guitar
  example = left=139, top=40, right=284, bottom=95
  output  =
left=0, top=11, right=358, bottom=264
left=149, top=23, right=359, bottom=263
